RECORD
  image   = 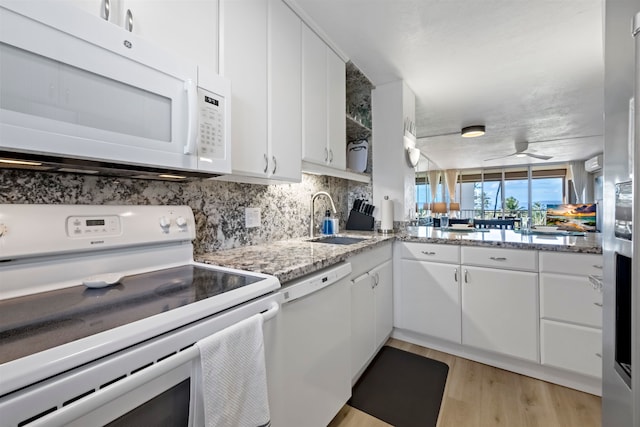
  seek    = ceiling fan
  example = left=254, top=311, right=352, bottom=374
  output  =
left=484, top=140, right=552, bottom=161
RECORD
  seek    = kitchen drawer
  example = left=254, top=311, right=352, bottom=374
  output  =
left=539, top=252, right=603, bottom=276
left=541, top=273, right=602, bottom=327
left=541, top=320, right=602, bottom=378
left=348, top=241, right=392, bottom=279
left=461, top=246, right=537, bottom=271
left=400, top=242, right=460, bottom=264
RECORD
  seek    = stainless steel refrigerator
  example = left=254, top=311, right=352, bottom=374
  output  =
left=603, top=2, right=640, bottom=426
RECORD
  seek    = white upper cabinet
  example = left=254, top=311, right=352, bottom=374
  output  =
left=302, top=24, right=346, bottom=171
left=221, top=0, right=301, bottom=183
left=327, top=48, right=346, bottom=170
left=268, top=0, right=302, bottom=181
left=62, top=0, right=219, bottom=72
left=302, top=25, right=328, bottom=164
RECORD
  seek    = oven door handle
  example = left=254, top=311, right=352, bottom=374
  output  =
left=28, top=304, right=280, bottom=427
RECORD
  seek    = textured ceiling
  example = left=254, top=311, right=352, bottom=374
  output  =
left=292, top=0, right=604, bottom=170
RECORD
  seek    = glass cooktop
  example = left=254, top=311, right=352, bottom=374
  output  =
left=0, top=265, right=262, bottom=364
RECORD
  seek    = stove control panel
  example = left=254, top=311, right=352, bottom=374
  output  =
left=66, top=215, right=121, bottom=238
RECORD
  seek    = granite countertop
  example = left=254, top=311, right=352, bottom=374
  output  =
left=196, top=227, right=602, bottom=284
left=398, top=226, right=602, bottom=254
left=196, top=231, right=395, bottom=284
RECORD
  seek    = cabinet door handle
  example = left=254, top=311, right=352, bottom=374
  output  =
left=125, top=9, right=133, bottom=32
left=489, top=256, right=507, bottom=261
left=593, top=265, right=603, bottom=269
left=594, top=302, right=603, bottom=307
left=375, top=273, right=380, bottom=287
left=329, top=149, right=334, bottom=163
left=272, top=156, right=277, bottom=175
left=464, top=269, right=469, bottom=283
left=324, top=148, right=329, bottom=162
left=454, top=268, right=458, bottom=283
left=595, top=353, right=602, bottom=358
left=102, top=0, right=110, bottom=20
left=263, top=154, right=269, bottom=173
left=421, top=251, right=436, bottom=255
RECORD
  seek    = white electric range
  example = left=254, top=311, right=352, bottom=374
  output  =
left=0, top=204, right=280, bottom=426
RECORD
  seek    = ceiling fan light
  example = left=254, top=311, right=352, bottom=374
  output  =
left=461, top=125, right=486, bottom=138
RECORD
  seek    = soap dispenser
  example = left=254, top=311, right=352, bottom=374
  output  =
left=322, top=210, right=334, bottom=235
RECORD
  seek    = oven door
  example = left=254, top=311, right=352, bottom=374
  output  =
left=0, top=1, right=199, bottom=171
left=0, top=294, right=280, bottom=427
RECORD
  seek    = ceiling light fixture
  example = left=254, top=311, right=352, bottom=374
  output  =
left=461, top=125, right=486, bottom=138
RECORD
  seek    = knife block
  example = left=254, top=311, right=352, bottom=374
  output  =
left=346, top=209, right=374, bottom=231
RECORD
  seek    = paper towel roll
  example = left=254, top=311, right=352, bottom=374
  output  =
left=381, top=197, right=394, bottom=231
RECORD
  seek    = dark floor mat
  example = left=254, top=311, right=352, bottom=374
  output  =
left=348, top=346, right=449, bottom=427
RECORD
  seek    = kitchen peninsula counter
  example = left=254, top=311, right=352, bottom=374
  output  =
left=196, top=227, right=601, bottom=284
left=399, top=226, right=602, bottom=254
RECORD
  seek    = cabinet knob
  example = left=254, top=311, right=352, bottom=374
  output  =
left=421, top=251, right=436, bottom=255
left=489, top=256, right=507, bottom=261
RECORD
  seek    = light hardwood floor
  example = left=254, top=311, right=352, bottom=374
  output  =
left=328, top=338, right=601, bottom=427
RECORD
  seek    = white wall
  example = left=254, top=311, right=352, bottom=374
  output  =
left=372, top=80, right=416, bottom=222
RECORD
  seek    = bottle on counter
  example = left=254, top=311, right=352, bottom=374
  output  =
left=322, top=210, right=334, bottom=235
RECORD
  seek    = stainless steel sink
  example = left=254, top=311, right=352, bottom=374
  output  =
left=308, top=236, right=368, bottom=245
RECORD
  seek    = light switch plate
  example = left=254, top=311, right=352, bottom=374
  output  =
left=245, top=207, right=261, bottom=228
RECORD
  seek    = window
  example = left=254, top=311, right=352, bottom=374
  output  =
left=429, top=166, right=567, bottom=222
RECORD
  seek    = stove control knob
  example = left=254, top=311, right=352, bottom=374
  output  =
left=175, top=216, right=187, bottom=228
left=159, top=216, right=171, bottom=228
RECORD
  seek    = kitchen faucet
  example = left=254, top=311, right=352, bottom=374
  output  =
left=310, top=191, right=337, bottom=238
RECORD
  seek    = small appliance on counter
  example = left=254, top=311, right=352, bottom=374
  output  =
left=347, top=140, right=368, bottom=173
left=346, top=199, right=375, bottom=230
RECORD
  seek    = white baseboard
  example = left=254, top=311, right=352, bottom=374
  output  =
left=391, top=328, right=602, bottom=396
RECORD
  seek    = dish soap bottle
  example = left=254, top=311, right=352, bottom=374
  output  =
left=322, top=210, right=334, bottom=235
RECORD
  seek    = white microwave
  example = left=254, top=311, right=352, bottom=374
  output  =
left=0, top=1, right=231, bottom=178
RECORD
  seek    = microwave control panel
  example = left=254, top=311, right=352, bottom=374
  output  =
left=197, top=88, right=225, bottom=160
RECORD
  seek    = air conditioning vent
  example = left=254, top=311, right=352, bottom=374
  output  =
left=585, top=155, right=603, bottom=172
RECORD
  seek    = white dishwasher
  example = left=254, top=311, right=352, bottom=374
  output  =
left=269, top=262, right=352, bottom=427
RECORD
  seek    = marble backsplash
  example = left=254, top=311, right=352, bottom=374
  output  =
left=0, top=169, right=373, bottom=254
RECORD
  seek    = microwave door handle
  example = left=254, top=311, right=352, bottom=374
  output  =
left=184, top=79, right=198, bottom=155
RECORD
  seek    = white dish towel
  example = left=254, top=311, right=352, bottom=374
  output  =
left=196, top=313, right=271, bottom=427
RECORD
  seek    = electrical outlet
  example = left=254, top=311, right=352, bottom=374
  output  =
left=245, top=207, right=261, bottom=228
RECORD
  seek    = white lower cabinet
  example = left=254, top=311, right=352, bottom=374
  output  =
left=372, top=261, right=393, bottom=348
left=348, top=244, right=393, bottom=382
left=350, top=272, right=376, bottom=380
left=396, top=242, right=603, bottom=394
left=399, top=259, right=461, bottom=343
left=539, top=252, right=603, bottom=378
left=541, top=320, right=602, bottom=378
left=461, top=265, right=539, bottom=362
